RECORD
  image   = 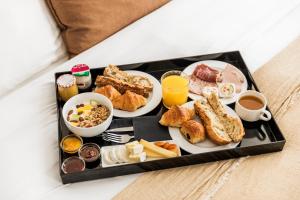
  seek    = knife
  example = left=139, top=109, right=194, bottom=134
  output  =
left=105, top=126, right=134, bottom=132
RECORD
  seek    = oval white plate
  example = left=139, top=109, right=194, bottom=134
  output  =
left=183, top=60, right=248, bottom=105
left=168, top=100, right=241, bottom=154
left=113, top=70, right=162, bottom=118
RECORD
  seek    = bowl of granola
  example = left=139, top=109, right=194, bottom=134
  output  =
left=62, top=92, right=113, bottom=137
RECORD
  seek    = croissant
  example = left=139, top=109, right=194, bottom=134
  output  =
left=112, top=90, right=147, bottom=112
left=159, top=105, right=195, bottom=127
left=94, top=85, right=121, bottom=101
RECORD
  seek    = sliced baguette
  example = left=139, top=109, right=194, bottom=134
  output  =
left=194, top=99, right=232, bottom=145
left=207, top=93, right=245, bottom=142
left=194, top=93, right=245, bottom=145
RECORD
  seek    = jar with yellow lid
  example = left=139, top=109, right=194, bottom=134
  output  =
left=57, top=74, right=79, bottom=101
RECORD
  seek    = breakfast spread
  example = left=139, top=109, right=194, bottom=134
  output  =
left=71, top=64, right=92, bottom=89
left=56, top=59, right=274, bottom=180
left=67, top=100, right=110, bottom=128
left=57, top=74, right=79, bottom=101
left=187, top=62, right=246, bottom=101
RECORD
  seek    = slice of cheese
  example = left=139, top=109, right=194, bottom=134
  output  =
left=140, top=139, right=177, bottom=158
left=129, top=152, right=146, bottom=162
left=144, top=148, right=164, bottom=158
left=127, top=144, right=144, bottom=155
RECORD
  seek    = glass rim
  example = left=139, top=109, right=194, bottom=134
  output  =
left=161, top=70, right=190, bottom=89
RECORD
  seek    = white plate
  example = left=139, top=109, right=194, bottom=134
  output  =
left=101, top=140, right=181, bottom=168
left=113, top=70, right=162, bottom=118
left=168, top=100, right=241, bottom=154
left=183, top=60, right=248, bottom=105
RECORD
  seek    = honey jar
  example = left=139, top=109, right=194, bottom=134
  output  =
left=57, top=74, right=79, bottom=101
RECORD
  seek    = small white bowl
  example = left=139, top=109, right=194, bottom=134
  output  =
left=62, top=92, right=113, bottom=137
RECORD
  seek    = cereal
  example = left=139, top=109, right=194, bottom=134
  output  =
left=67, top=100, right=110, bottom=128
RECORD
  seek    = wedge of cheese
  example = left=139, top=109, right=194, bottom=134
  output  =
left=144, top=148, right=164, bottom=158
left=140, top=139, right=177, bottom=158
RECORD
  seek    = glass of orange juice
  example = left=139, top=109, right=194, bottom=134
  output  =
left=161, top=70, right=189, bottom=108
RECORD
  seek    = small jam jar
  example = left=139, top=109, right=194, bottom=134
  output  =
left=57, top=74, right=79, bottom=102
left=71, top=64, right=92, bottom=90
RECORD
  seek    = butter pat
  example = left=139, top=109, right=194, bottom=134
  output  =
left=127, top=144, right=144, bottom=155
left=129, top=152, right=146, bottom=162
left=125, top=141, right=139, bottom=149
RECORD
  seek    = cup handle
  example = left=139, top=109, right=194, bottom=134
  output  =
left=259, top=110, right=272, bottom=121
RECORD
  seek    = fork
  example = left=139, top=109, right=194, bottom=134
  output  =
left=102, top=132, right=134, bottom=143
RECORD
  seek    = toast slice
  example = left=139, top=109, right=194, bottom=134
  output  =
left=194, top=93, right=245, bottom=145
left=95, top=76, right=150, bottom=97
left=103, top=64, right=153, bottom=92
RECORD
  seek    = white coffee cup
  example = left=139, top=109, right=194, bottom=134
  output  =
left=235, top=90, right=271, bottom=122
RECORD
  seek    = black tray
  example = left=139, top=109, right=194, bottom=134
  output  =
left=55, top=51, right=285, bottom=184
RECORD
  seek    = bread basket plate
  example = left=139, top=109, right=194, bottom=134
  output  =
left=183, top=60, right=248, bottom=105
left=168, top=100, right=240, bottom=154
left=113, top=70, right=162, bottom=118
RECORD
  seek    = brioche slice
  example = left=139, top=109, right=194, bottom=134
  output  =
left=194, top=93, right=245, bottom=145
left=159, top=105, right=195, bottom=127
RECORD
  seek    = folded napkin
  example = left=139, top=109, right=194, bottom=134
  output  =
left=113, top=36, right=300, bottom=200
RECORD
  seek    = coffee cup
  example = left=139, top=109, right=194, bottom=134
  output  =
left=235, top=90, right=271, bottom=122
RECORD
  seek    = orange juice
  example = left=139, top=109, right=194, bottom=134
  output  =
left=162, top=75, right=189, bottom=108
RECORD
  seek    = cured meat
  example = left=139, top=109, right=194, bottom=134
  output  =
left=192, top=64, right=220, bottom=82
left=189, top=75, right=217, bottom=95
left=221, top=64, right=244, bottom=93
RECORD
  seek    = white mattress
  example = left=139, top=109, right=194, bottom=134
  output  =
left=1, top=0, right=300, bottom=199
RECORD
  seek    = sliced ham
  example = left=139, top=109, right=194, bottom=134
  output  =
left=189, top=75, right=217, bottom=95
left=221, top=64, right=244, bottom=93
left=192, top=64, right=220, bottom=83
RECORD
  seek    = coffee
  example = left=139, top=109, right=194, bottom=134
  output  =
left=238, top=95, right=264, bottom=110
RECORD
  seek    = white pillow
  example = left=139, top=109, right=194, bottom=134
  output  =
left=0, top=0, right=67, bottom=97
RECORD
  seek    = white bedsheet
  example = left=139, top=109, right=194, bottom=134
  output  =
left=1, top=0, right=300, bottom=199
left=0, top=0, right=67, bottom=98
